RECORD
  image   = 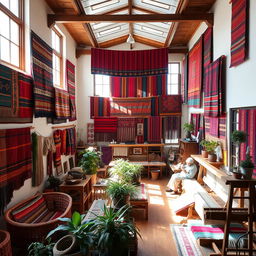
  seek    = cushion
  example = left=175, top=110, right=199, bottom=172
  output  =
left=131, top=183, right=148, bottom=201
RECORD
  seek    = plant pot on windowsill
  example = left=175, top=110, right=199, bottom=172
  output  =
left=201, top=150, right=208, bottom=158
left=0, top=230, right=12, bottom=256
left=208, top=153, right=217, bottom=162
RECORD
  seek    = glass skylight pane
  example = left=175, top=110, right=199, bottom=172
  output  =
left=141, top=26, right=164, bottom=36
left=142, top=0, right=170, bottom=10
left=0, top=36, right=10, bottom=62
left=0, top=0, right=9, bottom=9
left=99, top=26, right=121, bottom=36
left=10, top=20, right=19, bottom=45
left=10, top=43, right=19, bottom=66
left=93, top=22, right=112, bottom=30
left=10, top=0, right=19, bottom=17
left=91, top=0, right=119, bottom=11
left=0, top=11, right=10, bottom=39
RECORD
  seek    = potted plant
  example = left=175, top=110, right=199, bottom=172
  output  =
left=28, top=241, right=54, bottom=256
left=231, top=130, right=247, bottom=167
left=44, top=176, right=62, bottom=192
left=78, top=147, right=102, bottom=184
left=200, top=140, right=210, bottom=158
left=91, top=205, right=141, bottom=256
left=47, top=211, right=95, bottom=256
left=183, top=123, right=194, bottom=139
left=240, top=152, right=255, bottom=180
left=106, top=181, right=137, bottom=209
left=0, top=230, right=12, bottom=256
left=205, top=140, right=219, bottom=162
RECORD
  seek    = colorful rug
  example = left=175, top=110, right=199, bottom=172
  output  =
left=55, top=88, right=70, bottom=119
left=94, top=118, right=117, bottom=133
left=148, top=116, right=162, bottom=143
left=171, top=225, right=202, bottom=256
left=163, top=116, right=181, bottom=143
left=110, top=75, right=167, bottom=97
left=90, top=97, right=110, bottom=118
left=117, top=118, right=136, bottom=143
left=66, top=60, right=76, bottom=121
left=0, top=128, right=32, bottom=213
left=181, top=55, right=188, bottom=104
left=230, top=0, right=249, bottom=67
left=110, top=97, right=151, bottom=117
left=188, top=38, right=203, bottom=108
left=91, top=48, right=168, bottom=77
left=159, top=95, right=182, bottom=115
left=31, top=31, right=54, bottom=117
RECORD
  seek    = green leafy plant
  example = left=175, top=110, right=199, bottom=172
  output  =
left=200, top=140, right=210, bottom=149
left=183, top=123, right=194, bottom=132
left=205, top=140, right=219, bottom=154
left=78, top=147, right=101, bottom=175
left=46, top=211, right=95, bottom=255
left=231, top=130, right=247, bottom=145
left=28, top=241, right=54, bottom=256
left=240, top=153, right=255, bottom=169
left=45, top=176, right=61, bottom=190
left=91, top=205, right=141, bottom=256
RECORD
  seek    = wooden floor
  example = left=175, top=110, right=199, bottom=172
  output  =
left=136, top=177, right=183, bottom=256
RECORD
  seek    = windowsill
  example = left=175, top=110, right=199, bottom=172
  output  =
left=0, top=60, right=29, bottom=76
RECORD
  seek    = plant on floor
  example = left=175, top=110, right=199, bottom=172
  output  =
left=46, top=211, right=95, bottom=255
left=205, top=140, right=219, bottom=162
left=28, top=241, right=54, bottom=256
left=231, top=130, right=247, bottom=167
left=183, top=123, right=194, bottom=139
left=91, top=205, right=141, bottom=256
left=106, top=181, right=138, bottom=208
left=78, top=147, right=102, bottom=175
left=240, top=152, right=255, bottom=179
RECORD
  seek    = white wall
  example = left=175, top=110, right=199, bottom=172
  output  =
left=0, top=0, right=77, bottom=209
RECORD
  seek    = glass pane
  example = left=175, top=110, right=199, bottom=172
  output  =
left=55, top=70, right=60, bottom=86
left=0, top=11, right=10, bottom=39
left=95, top=75, right=102, bottom=84
left=10, top=20, right=19, bottom=45
left=169, top=63, right=179, bottom=74
left=169, top=84, right=179, bottom=95
left=170, top=74, right=179, bottom=84
left=102, top=84, right=110, bottom=97
left=0, top=36, right=10, bottom=62
left=95, top=84, right=102, bottom=96
left=0, top=0, right=9, bottom=9
left=55, top=56, right=60, bottom=72
left=10, top=0, right=19, bottom=17
left=55, top=34, right=60, bottom=53
left=102, top=75, right=109, bottom=85
left=10, top=43, right=19, bottom=66
left=52, top=30, right=56, bottom=50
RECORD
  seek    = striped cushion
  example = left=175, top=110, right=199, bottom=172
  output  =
left=131, top=183, right=148, bottom=201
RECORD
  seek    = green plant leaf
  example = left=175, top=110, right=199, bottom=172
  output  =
left=72, top=211, right=81, bottom=228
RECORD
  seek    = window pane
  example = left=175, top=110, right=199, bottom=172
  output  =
left=10, top=0, right=19, bottom=17
left=169, top=63, right=179, bottom=73
left=10, top=20, right=19, bottom=45
left=0, top=0, right=9, bottom=9
left=102, top=84, right=110, bottom=97
left=95, top=84, right=102, bottom=96
left=0, top=36, right=10, bottom=62
left=102, top=75, right=109, bottom=85
left=10, top=43, right=19, bottom=66
left=95, top=75, right=103, bottom=84
left=55, top=35, right=60, bottom=53
left=170, top=74, right=179, bottom=84
left=52, top=31, right=56, bottom=51
left=0, top=11, right=10, bottom=39
left=55, top=56, right=60, bottom=72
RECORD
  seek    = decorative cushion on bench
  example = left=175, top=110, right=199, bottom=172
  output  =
left=131, top=183, right=148, bottom=201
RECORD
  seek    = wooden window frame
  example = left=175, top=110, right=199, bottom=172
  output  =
left=167, top=62, right=181, bottom=95
left=93, top=74, right=110, bottom=97
left=0, top=0, right=25, bottom=70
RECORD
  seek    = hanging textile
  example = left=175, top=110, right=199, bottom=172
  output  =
left=203, top=27, right=213, bottom=72
left=43, top=137, right=56, bottom=176
left=60, top=129, right=67, bottom=155
left=230, top=0, right=249, bottom=67
left=110, top=75, right=167, bottom=97
left=66, top=128, right=76, bottom=155
left=31, top=31, right=54, bottom=117
left=31, top=133, right=44, bottom=187
left=159, top=95, right=182, bottom=115
left=144, top=119, right=148, bottom=142
left=101, top=146, right=112, bottom=165
left=110, top=97, right=151, bottom=117
left=117, top=118, right=136, bottom=143
left=190, top=114, right=201, bottom=136
left=151, top=97, right=159, bottom=116
left=188, top=38, right=203, bottom=108
left=163, top=116, right=181, bottom=143
left=204, top=55, right=226, bottom=117
left=66, top=60, right=76, bottom=121
left=219, top=116, right=227, bottom=140
left=204, top=117, right=210, bottom=136
left=55, top=88, right=71, bottom=120
left=0, top=128, right=32, bottom=213
left=94, top=118, right=117, bottom=133
left=136, top=118, right=144, bottom=144
left=239, top=109, right=256, bottom=178
left=209, top=117, right=219, bottom=137
left=91, top=48, right=168, bottom=77
left=53, top=130, right=62, bottom=175
left=181, top=55, right=188, bottom=104
left=90, top=97, right=110, bottom=118
left=87, top=123, right=94, bottom=145
left=148, top=116, right=162, bottom=143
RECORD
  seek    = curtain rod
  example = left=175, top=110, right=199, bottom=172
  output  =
left=51, top=124, right=76, bottom=129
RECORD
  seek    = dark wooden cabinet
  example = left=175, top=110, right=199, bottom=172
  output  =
left=179, top=139, right=199, bottom=162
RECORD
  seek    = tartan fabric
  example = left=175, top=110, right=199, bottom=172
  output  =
left=159, top=95, right=182, bottom=115
left=151, top=97, right=159, bottom=116
left=230, top=0, right=249, bottom=67
left=31, top=31, right=54, bottom=117
left=91, top=48, right=168, bottom=77
left=90, top=97, right=110, bottom=118
left=66, top=60, right=76, bottom=121
left=188, top=38, right=203, bottom=108
left=55, top=88, right=71, bottom=119
left=0, top=128, right=32, bottom=213
left=110, top=75, right=167, bottom=97
left=163, top=116, right=181, bottom=143
left=53, top=130, right=61, bottom=167
left=239, top=109, right=256, bottom=178
left=181, top=55, right=188, bottom=104
left=190, top=114, right=201, bottom=136
left=148, top=116, right=162, bottom=143
left=117, top=118, right=136, bottom=143
left=110, top=97, right=151, bottom=117
left=94, top=118, right=117, bottom=133
left=204, top=56, right=226, bottom=117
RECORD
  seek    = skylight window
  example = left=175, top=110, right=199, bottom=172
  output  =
left=142, top=0, right=170, bottom=10
left=93, top=22, right=112, bottom=30
left=141, top=26, right=164, bottom=36
left=91, top=0, right=119, bottom=11
left=98, top=26, right=121, bottom=36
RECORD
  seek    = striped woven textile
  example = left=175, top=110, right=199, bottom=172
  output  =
left=55, top=88, right=71, bottom=119
left=239, top=109, right=256, bottom=178
left=204, top=117, right=210, bottom=136
left=190, top=113, right=201, bottom=136
left=188, top=38, right=203, bottom=108
left=31, top=31, right=54, bottom=117
left=60, top=129, right=67, bottom=155
left=66, top=60, right=76, bottom=121
left=219, top=116, right=226, bottom=140
left=66, top=128, right=76, bottom=155
left=163, top=116, right=181, bottom=143
left=110, top=97, right=151, bottom=117
left=204, top=56, right=226, bottom=117
left=90, top=97, right=110, bottom=118
left=110, top=75, right=167, bottom=97
left=94, top=118, right=117, bottom=133
left=0, top=128, right=32, bottom=213
left=230, top=0, right=248, bottom=67
left=209, top=117, right=219, bottom=137
left=151, top=97, right=159, bottom=116
left=117, top=118, right=136, bottom=143
left=181, top=55, right=188, bottom=104
left=148, top=116, right=162, bottom=143
left=53, top=130, right=62, bottom=168
left=159, top=95, right=182, bottom=115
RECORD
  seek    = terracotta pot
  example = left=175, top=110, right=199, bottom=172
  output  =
left=113, top=195, right=130, bottom=209
left=91, top=173, right=97, bottom=185
left=53, top=235, right=79, bottom=256
left=201, top=150, right=208, bottom=158
left=208, top=154, right=217, bottom=162
left=240, top=167, right=253, bottom=180
left=0, top=230, right=12, bottom=256
left=151, top=170, right=160, bottom=180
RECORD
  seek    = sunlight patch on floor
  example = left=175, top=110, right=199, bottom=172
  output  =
left=147, top=184, right=160, bottom=189
left=149, top=195, right=165, bottom=205
left=147, top=189, right=162, bottom=195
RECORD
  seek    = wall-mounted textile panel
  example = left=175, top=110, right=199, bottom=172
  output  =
left=90, top=97, right=110, bottom=118
left=163, top=116, right=181, bottom=143
left=94, top=118, right=117, bottom=142
left=159, top=95, right=182, bottom=115
left=117, top=118, right=136, bottom=143
left=148, top=116, right=162, bottom=143
left=91, top=48, right=168, bottom=77
left=55, top=88, right=71, bottom=120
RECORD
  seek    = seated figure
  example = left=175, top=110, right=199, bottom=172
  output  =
left=166, top=157, right=197, bottom=194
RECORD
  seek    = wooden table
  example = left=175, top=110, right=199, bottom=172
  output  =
left=83, top=199, right=106, bottom=222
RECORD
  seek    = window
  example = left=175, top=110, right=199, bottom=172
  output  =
left=167, top=62, right=180, bottom=95
left=52, top=28, right=63, bottom=88
left=0, top=0, right=24, bottom=69
left=94, top=75, right=110, bottom=97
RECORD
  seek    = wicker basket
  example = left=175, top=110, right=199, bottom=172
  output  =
left=0, top=230, right=12, bottom=256
left=5, top=192, right=72, bottom=250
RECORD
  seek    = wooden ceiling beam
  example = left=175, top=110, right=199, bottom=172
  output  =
left=168, top=47, right=188, bottom=54
left=48, top=13, right=214, bottom=27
